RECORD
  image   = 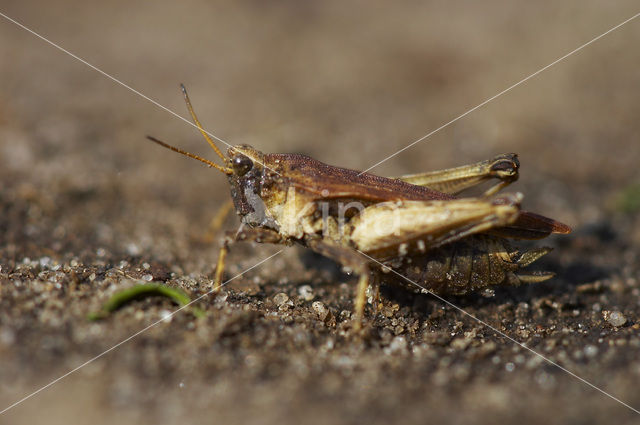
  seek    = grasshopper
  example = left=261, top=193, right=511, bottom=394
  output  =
left=148, top=85, right=571, bottom=330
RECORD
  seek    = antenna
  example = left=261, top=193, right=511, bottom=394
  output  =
left=147, top=136, right=232, bottom=174
left=181, top=84, right=227, bottom=162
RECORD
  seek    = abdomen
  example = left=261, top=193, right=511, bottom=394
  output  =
left=386, top=235, right=553, bottom=295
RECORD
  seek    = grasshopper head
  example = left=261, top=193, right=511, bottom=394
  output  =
left=147, top=85, right=278, bottom=229
left=227, top=145, right=278, bottom=229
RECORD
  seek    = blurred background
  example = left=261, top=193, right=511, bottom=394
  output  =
left=1, top=1, right=639, bottom=424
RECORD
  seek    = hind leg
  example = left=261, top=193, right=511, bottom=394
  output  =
left=391, top=153, right=519, bottom=196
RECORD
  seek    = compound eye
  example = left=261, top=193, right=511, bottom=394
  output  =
left=233, top=155, right=253, bottom=176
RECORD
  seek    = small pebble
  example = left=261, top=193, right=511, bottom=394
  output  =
left=273, top=292, right=289, bottom=306
left=450, top=338, right=471, bottom=350
left=605, top=311, right=627, bottom=327
left=160, top=310, right=173, bottom=323
left=481, top=288, right=495, bottom=298
left=297, top=285, right=315, bottom=301
left=312, top=301, right=329, bottom=321
left=126, top=243, right=141, bottom=256
left=584, top=345, right=598, bottom=358
left=0, top=328, right=16, bottom=346
left=384, top=336, right=408, bottom=355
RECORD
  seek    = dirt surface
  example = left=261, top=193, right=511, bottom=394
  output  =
left=1, top=1, right=640, bottom=424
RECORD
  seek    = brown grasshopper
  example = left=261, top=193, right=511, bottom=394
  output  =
left=148, top=85, right=571, bottom=330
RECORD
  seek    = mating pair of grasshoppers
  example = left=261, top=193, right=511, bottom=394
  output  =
left=149, top=86, right=570, bottom=330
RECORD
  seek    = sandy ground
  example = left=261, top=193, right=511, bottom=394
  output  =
left=1, top=1, right=640, bottom=424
